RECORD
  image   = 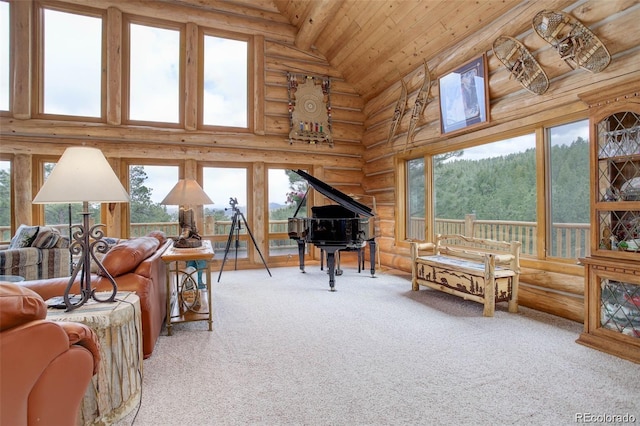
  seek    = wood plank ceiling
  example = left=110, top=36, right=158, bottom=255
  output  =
left=170, top=0, right=526, bottom=101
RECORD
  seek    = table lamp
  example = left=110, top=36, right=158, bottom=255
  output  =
left=160, top=179, right=213, bottom=248
left=33, top=146, right=130, bottom=311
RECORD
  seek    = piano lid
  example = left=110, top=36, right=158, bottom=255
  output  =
left=291, top=169, right=374, bottom=218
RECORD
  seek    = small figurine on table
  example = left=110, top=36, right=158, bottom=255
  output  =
left=174, top=208, right=203, bottom=248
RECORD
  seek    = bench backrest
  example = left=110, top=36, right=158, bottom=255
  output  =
left=435, top=234, right=521, bottom=272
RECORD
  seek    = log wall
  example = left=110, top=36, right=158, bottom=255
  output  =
left=360, top=0, right=640, bottom=321
left=0, top=0, right=367, bottom=268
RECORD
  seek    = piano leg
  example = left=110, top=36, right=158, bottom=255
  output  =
left=369, top=239, right=376, bottom=277
left=297, top=240, right=306, bottom=273
left=324, top=247, right=340, bottom=291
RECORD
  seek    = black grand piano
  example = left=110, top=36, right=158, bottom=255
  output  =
left=287, top=169, right=376, bottom=291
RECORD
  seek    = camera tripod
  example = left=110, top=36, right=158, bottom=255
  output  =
left=217, top=197, right=271, bottom=282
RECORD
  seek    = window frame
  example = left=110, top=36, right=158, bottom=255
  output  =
left=397, top=115, right=588, bottom=269
left=199, top=162, right=251, bottom=260
left=121, top=158, right=183, bottom=239
left=198, top=27, right=252, bottom=132
left=33, top=2, right=106, bottom=121
left=265, top=165, right=309, bottom=260
left=122, top=15, right=185, bottom=128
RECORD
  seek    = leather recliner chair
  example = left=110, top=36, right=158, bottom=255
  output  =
left=0, top=283, right=100, bottom=426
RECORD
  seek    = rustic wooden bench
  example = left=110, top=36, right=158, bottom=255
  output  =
left=411, top=234, right=521, bottom=317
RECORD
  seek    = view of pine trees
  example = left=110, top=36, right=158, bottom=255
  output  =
left=421, top=137, right=589, bottom=225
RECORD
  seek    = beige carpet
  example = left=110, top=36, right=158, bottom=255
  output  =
left=116, top=265, right=639, bottom=426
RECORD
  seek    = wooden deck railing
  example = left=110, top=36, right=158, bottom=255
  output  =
left=1, top=215, right=589, bottom=259
left=408, top=214, right=590, bottom=258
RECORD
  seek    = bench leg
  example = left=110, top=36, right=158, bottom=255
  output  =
left=508, top=276, right=519, bottom=313
left=483, top=259, right=496, bottom=317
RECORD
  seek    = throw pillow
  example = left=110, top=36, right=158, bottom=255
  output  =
left=97, top=236, right=160, bottom=277
left=147, top=230, right=167, bottom=246
left=8, top=225, right=39, bottom=249
left=89, top=237, right=121, bottom=273
left=31, top=226, right=62, bottom=249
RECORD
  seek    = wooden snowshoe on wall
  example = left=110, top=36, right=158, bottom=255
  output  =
left=532, top=10, right=611, bottom=73
left=493, top=35, right=549, bottom=95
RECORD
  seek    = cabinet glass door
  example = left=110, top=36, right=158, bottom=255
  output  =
left=595, top=111, right=640, bottom=256
left=600, top=278, right=640, bottom=338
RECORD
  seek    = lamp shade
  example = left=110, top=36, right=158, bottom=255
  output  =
left=33, top=147, right=130, bottom=204
left=160, top=179, right=213, bottom=206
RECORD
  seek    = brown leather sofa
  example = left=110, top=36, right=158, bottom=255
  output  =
left=20, top=232, right=172, bottom=359
left=0, top=282, right=100, bottom=426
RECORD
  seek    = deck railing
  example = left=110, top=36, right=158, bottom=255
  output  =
left=1, top=215, right=590, bottom=259
left=407, top=214, right=590, bottom=258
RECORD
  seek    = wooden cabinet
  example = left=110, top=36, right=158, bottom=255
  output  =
left=577, top=84, right=640, bottom=363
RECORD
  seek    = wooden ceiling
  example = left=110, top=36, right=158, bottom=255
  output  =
left=166, top=0, right=540, bottom=101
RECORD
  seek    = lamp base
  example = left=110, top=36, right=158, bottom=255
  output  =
left=46, top=295, right=84, bottom=310
left=173, top=238, right=203, bottom=248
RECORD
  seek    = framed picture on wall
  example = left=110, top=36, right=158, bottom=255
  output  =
left=439, top=54, right=489, bottom=134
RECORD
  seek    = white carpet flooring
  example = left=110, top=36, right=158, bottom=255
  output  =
left=117, top=265, right=639, bottom=426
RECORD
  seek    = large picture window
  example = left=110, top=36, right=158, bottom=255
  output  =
left=40, top=7, right=103, bottom=117
left=127, top=22, right=181, bottom=124
left=547, top=120, right=590, bottom=259
left=202, top=34, right=248, bottom=128
left=433, top=134, right=537, bottom=254
left=128, top=164, right=178, bottom=237
left=267, top=168, right=306, bottom=257
left=202, top=166, right=248, bottom=258
left=406, top=121, right=589, bottom=262
left=406, top=157, right=425, bottom=241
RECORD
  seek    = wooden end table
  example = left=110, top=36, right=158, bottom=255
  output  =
left=161, top=239, right=215, bottom=336
left=46, top=291, right=142, bottom=425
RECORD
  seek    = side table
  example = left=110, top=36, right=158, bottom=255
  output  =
left=161, top=240, right=215, bottom=336
left=46, top=292, right=142, bottom=426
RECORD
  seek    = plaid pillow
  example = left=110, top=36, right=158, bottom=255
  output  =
left=8, top=225, right=39, bottom=249
left=31, top=226, right=62, bottom=249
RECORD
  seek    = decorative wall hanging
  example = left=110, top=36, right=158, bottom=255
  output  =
left=407, top=60, right=433, bottom=146
left=287, top=73, right=332, bottom=147
left=439, top=54, right=489, bottom=135
left=386, top=79, right=408, bottom=145
left=493, top=36, right=549, bottom=95
left=532, top=10, right=610, bottom=73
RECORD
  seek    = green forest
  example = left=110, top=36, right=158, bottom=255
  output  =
left=412, top=137, right=590, bottom=224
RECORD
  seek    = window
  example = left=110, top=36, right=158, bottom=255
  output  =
left=202, top=166, right=248, bottom=258
left=547, top=120, right=590, bottom=259
left=406, top=157, right=425, bottom=241
left=128, top=164, right=178, bottom=237
left=202, top=34, right=248, bottom=128
left=127, top=22, right=181, bottom=123
left=433, top=134, right=537, bottom=255
left=0, top=1, right=9, bottom=112
left=40, top=7, right=103, bottom=117
left=268, top=168, right=307, bottom=257
left=0, top=159, right=10, bottom=242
